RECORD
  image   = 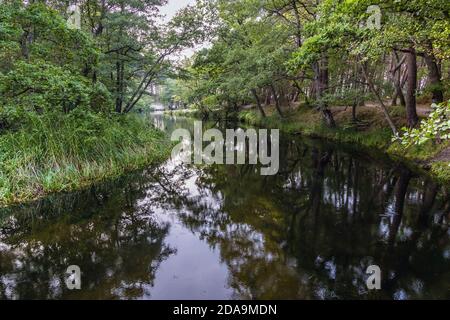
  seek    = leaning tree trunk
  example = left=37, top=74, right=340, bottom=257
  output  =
left=293, top=80, right=309, bottom=105
left=399, top=67, right=408, bottom=106
left=270, top=84, right=284, bottom=117
left=361, top=63, right=398, bottom=135
left=251, top=89, right=266, bottom=118
left=405, top=47, right=419, bottom=128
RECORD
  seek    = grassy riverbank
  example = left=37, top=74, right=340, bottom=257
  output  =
left=0, top=110, right=172, bottom=206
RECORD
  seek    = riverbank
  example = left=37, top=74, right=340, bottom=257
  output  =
left=169, top=104, right=450, bottom=184
left=0, top=111, right=173, bottom=206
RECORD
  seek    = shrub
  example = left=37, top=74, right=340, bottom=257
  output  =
left=397, top=101, right=450, bottom=147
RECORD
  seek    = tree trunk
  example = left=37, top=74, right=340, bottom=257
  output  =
left=313, top=58, right=336, bottom=128
left=251, top=89, right=266, bottom=117
left=291, top=0, right=302, bottom=48
left=20, top=30, right=33, bottom=59
left=391, top=52, right=406, bottom=107
left=123, top=54, right=166, bottom=113
left=424, top=52, right=444, bottom=104
left=233, top=101, right=239, bottom=112
left=399, top=67, right=408, bottom=106
left=352, top=101, right=358, bottom=123
left=293, top=80, right=309, bottom=105
left=279, top=87, right=290, bottom=108
left=406, top=47, right=419, bottom=128
left=292, top=90, right=300, bottom=103
left=115, top=61, right=124, bottom=113
left=264, top=89, right=271, bottom=106
left=321, top=109, right=336, bottom=127
left=361, top=63, right=398, bottom=135
left=352, top=65, right=360, bottom=122
left=270, top=84, right=284, bottom=117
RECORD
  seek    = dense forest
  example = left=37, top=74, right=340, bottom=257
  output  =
left=166, top=0, right=449, bottom=124
left=163, top=0, right=450, bottom=178
left=0, top=0, right=449, bottom=205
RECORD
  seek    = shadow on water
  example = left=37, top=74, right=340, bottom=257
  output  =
left=0, top=114, right=449, bottom=300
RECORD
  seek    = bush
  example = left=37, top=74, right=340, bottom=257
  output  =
left=0, top=61, right=93, bottom=113
left=397, top=101, right=450, bottom=147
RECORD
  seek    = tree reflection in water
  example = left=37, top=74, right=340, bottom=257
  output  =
left=0, top=129, right=449, bottom=300
left=180, top=137, right=450, bottom=300
left=0, top=167, right=187, bottom=299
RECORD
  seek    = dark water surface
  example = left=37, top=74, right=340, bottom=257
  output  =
left=0, top=114, right=449, bottom=300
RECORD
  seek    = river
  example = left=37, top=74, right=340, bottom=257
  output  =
left=0, top=113, right=448, bottom=300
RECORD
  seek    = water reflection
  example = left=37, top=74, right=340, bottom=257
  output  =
left=0, top=173, right=179, bottom=299
left=0, top=116, right=449, bottom=300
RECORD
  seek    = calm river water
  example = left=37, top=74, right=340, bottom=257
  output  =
left=0, top=113, right=448, bottom=300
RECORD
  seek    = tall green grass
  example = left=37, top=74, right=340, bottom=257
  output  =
left=0, top=109, right=172, bottom=205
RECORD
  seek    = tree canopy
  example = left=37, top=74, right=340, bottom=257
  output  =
left=171, top=0, right=449, bottom=139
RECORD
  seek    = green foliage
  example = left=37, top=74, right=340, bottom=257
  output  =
left=0, top=1, right=102, bottom=117
left=398, top=101, right=450, bottom=147
left=0, top=61, right=93, bottom=111
left=238, top=110, right=260, bottom=125
left=175, top=0, right=293, bottom=111
left=0, top=1, right=98, bottom=69
left=0, top=0, right=205, bottom=204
